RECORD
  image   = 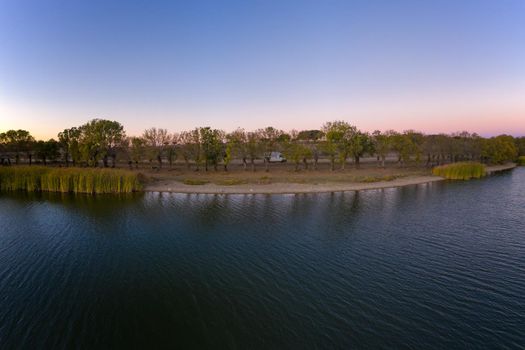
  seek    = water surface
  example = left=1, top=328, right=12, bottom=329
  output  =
left=1, top=169, right=524, bottom=348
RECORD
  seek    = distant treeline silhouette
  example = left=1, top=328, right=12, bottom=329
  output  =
left=1, top=119, right=524, bottom=171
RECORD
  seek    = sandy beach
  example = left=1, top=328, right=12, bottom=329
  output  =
left=144, top=163, right=517, bottom=194
left=145, top=175, right=444, bottom=194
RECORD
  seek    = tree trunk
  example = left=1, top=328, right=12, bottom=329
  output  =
left=303, top=158, right=308, bottom=170
left=103, top=155, right=109, bottom=168
left=242, top=157, right=247, bottom=171
left=354, top=156, right=360, bottom=169
left=381, top=156, right=386, bottom=168
left=28, top=154, right=32, bottom=166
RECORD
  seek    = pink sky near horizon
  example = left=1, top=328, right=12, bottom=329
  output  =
left=1, top=86, right=524, bottom=140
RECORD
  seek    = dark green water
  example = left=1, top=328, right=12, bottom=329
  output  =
left=1, top=169, right=524, bottom=349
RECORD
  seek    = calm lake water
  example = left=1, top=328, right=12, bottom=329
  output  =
left=1, top=168, right=524, bottom=349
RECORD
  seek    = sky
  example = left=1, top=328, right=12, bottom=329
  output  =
left=1, top=0, right=524, bottom=139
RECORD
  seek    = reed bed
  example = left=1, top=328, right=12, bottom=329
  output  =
left=518, top=156, right=525, bottom=166
left=0, top=166, right=143, bottom=193
left=432, top=162, right=486, bottom=180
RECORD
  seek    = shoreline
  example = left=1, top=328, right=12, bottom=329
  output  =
left=144, top=163, right=517, bottom=195
left=145, top=175, right=445, bottom=194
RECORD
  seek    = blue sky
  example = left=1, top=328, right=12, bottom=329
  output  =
left=1, top=0, right=524, bottom=138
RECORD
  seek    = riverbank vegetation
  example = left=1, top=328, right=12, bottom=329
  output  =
left=518, top=156, right=525, bottom=166
left=432, top=162, right=486, bottom=180
left=1, top=119, right=523, bottom=175
left=0, top=167, right=142, bottom=193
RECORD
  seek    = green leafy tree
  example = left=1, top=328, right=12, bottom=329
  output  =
left=199, top=127, right=224, bottom=171
left=1, top=130, right=35, bottom=164
left=246, top=131, right=261, bottom=172
left=482, top=135, right=517, bottom=164
left=258, top=126, right=283, bottom=172
left=322, top=121, right=358, bottom=170
left=226, top=128, right=249, bottom=171
left=179, top=129, right=202, bottom=170
left=36, top=139, right=60, bottom=165
left=284, top=141, right=312, bottom=171
left=372, top=130, right=391, bottom=168
left=350, top=131, right=373, bottom=168
left=79, top=119, right=125, bottom=167
left=58, top=127, right=81, bottom=166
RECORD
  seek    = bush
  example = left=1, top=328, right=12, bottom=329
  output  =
left=432, top=162, right=486, bottom=180
left=517, top=156, right=525, bottom=166
left=0, top=166, right=142, bottom=193
left=182, top=179, right=209, bottom=185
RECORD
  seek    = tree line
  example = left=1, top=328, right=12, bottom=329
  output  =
left=1, top=119, right=524, bottom=171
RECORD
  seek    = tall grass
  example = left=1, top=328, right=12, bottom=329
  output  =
left=0, top=166, right=143, bottom=193
left=518, top=156, right=525, bottom=166
left=432, top=162, right=486, bottom=180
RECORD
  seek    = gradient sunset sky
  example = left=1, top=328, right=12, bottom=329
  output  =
left=1, top=0, right=524, bottom=139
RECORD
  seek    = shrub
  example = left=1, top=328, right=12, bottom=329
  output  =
left=0, top=166, right=142, bottom=193
left=432, top=162, right=486, bottom=180
left=182, top=179, right=209, bottom=185
left=517, top=156, right=525, bottom=166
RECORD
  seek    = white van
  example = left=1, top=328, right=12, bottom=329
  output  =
left=266, top=152, right=286, bottom=163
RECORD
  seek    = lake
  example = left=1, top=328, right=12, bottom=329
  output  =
left=0, top=168, right=524, bottom=349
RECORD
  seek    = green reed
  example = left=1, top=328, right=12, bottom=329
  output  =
left=432, top=162, right=486, bottom=180
left=0, top=166, right=143, bottom=193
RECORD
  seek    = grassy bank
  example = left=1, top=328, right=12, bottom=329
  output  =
left=518, top=156, right=525, bottom=166
left=0, top=166, right=143, bottom=193
left=432, top=162, right=486, bottom=180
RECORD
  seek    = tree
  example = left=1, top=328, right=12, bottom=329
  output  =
left=79, top=119, right=125, bottom=167
left=259, top=126, right=282, bottom=172
left=246, top=131, right=261, bottom=172
left=372, top=130, right=390, bottom=168
left=35, top=139, right=60, bottom=165
left=165, top=133, right=179, bottom=168
left=514, top=137, right=525, bottom=156
left=296, top=130, right=324, bottom=141
left=179, top=129, right=202, bottom=170
left=350, top=131, right=373, bottom=168
left=199, top=127, right=223, bottom=171
left=129, top=137, right=146, bottom=168
left=142, top=127, right=170, bottom=168
left=58, top=127, right=81, bottom=166
left=322, top=121, right=358, bottom=170
left=283, top=141, right=312, bottom=171
left=1, top=130, right=35, bottom=164
left=227, top=128, right=249, bottom=171
left=482, top=135, right=517, bottom=164
left=390, top=130, right=423, bottom=167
